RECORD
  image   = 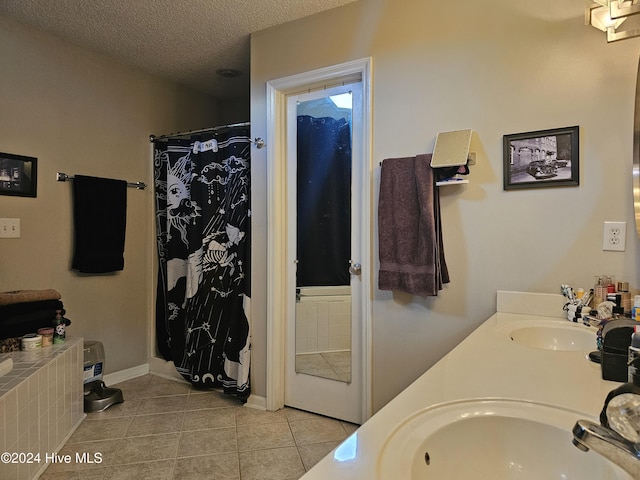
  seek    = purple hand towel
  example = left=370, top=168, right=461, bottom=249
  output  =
left=378, top=154, right=449, bottom=296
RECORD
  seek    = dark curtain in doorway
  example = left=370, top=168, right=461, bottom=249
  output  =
left=153, top=126, right=251, bottom=401
left=296, top=115, right=352, bottom=287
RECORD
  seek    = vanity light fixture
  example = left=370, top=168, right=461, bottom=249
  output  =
left=586, top=0, right=640, bottom=42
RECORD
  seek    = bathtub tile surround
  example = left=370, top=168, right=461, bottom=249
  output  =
left=39, top=374, right=357, bottom=479
left=300, top=291, right=623, bottom=479
left=0, top=337, right=84, bottom=480
left=295, top=286, right=351, bottom=354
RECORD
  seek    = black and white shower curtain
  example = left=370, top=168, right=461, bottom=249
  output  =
left=153, top=126, right=251, bottom=401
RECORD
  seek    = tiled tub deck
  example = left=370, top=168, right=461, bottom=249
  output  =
left=0, top=337, right=84, bottom=480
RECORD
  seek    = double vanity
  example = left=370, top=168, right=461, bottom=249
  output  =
left=302, top=291, right=633, bottom=479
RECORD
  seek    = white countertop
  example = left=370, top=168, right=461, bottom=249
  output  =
left=302, top=291, right=621, bottom=479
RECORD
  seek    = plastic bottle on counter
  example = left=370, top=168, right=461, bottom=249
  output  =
left=619, top=282, right=632, bottom=316
left=633, top=296, right=640, bottom=322
left=629, top=327, right=640, bottom=382
left=53, top=310, right=70, bottom=344
left=594, top=276, right=606, bottom=308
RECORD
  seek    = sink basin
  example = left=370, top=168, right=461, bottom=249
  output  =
left=495, top=320, right=596, bottom=351
left=377, top=399, right=630, bottom=480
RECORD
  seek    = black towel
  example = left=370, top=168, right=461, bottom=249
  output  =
left=0, top=300, right=64, bottom=339
left=72, top=175, right=127, bottom=273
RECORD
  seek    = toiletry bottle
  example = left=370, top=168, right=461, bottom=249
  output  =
left=53, top=310, right=68, bottom=344
left=594, top=276, right=607, bottom=308
left=629, top=327, right=640, bottom=382
left=633, top=296, right=640, bottom=322
left=619, top=282, right=632, bottom=316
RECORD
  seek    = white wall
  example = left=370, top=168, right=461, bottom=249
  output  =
left=0, top=16, right=221, bottom=375
left=251, top=0, right=640, bottom=411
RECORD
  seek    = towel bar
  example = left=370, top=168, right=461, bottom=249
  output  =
left=56, top=172, right=146, bottom=190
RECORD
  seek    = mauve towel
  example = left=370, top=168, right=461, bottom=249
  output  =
left=378, top=154, right=449, bottom=296
left=72, top=175, right=127, bottom=273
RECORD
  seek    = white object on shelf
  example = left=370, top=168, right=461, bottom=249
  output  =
left=436, top=176, right=469, bottom=186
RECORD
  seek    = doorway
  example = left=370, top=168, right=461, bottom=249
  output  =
left=265, top=58, right=372, bottom=424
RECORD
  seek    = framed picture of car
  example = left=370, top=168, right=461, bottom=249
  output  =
left=0, top=152, right=37, bottom=197
left=503, top=126, right=579, bottom=190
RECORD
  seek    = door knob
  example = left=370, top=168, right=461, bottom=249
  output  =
left=349, top=262, right=362, bottom=275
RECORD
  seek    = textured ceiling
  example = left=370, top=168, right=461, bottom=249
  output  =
left=0, top=0, right=358, bottom=99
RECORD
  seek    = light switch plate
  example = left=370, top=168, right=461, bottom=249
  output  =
left=0, top=218, right=20, bottom=238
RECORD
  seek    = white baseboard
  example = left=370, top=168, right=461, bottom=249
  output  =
left=103, top=363, right=149, bottom=386
left=245, top=394, right=267, bottom=411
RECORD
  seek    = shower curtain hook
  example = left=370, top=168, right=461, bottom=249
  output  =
left=253, top=138, right=265, bottom=149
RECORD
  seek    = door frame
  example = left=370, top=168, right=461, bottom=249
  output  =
left=265, top=58, right=373, bottom=423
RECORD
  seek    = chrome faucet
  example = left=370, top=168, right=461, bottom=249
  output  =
left=572, top=419, right=640, bottom=478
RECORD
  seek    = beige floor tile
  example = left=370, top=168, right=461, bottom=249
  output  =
left=67, top=417, right=131, bottom=443
left=185, top=391, right=243, bottom=410
left=182, top=406, right=235, bottom=431
left=237, top=421, right=295, bottom=452
left=137, top=395, right=187, bottom=415
left=125, top=412, right=185, bottom=437
left=235, top=405, right=288, bottom=425
left=297, top=441, right=340, bottom=470
left=341, top=421, right=360, bottom=434
left=321, top=351, right=351, bottom=369
left=43, top=439, right=117, bottom=473
left=112, top=433, right=180, bottom=465
left=295, top=354, right=339, bottom=380
left=112, top=375, right=154, bottom=399
left=39, top=467, right=107, bottom=479
left=103, top=459, right=174, bottom=480
left=239, top=446, right=305, bottom=480
left=172, top=453, right=239, bottom=479
left=37, top=374, right=357, bottom=480
left=87, top=398, right=142, bottom=419
left=141, top=378, right=192, bottom=398
left=283, top=407, right=323, bottom=423
left=177, top=427, right=237, bottom=458
left=289, top=417, right=349, bottom=446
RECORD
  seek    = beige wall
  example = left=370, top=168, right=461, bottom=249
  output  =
left=0, top=16, right=221, bottom=374
left=251, top=0, right=640, bottom=411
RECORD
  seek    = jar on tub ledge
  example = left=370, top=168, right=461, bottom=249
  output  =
left=37, top=327, right=54, bottom=347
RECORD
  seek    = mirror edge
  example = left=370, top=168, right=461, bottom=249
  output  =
left=634, top=55, right=640, bottom=239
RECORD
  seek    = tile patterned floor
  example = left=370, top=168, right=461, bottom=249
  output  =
left=40, top=374, right=358, bottom=480
left=295, top=351, right=351, bottom=382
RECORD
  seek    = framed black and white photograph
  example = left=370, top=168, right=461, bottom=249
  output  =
left=503, top=126, right=579, bottom=190
left=0, top=152, right=37, bottom=197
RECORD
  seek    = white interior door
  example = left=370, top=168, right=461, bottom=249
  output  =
left=284, top=82, right=364, bottom=424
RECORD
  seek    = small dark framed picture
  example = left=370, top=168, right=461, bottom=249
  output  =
left=0, top=152, right=37, bottom=197
left=503, top=126, right=579, bottom=190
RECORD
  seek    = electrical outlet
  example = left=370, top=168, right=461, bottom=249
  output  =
left=602, top=221, right=626, bottom=252
left=0, top=218, right=20, bottom=238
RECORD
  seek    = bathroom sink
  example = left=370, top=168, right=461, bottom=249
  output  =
left=495, top=320, right=596, bottom=351
left=377, top=399, right=630, bottom=480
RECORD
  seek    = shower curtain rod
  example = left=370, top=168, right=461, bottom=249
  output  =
left=56, top=172, right=147, bottom=190
left=149, top=121, right=264, bottom=148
